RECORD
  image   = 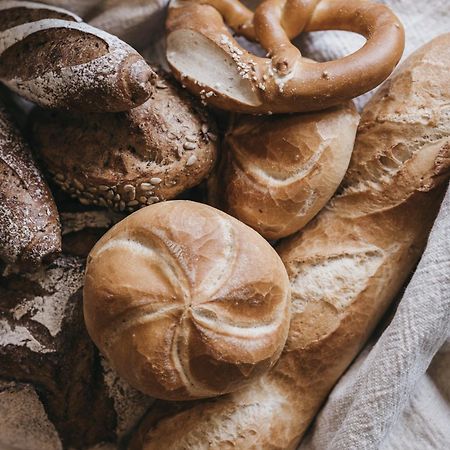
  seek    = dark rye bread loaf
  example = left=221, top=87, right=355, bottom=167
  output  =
left=0, top=96, right=61, bottom=271
left=0, top=253, right=153, bottom=449
left=30, top=71, right=218, bottom=213
left=0, top=1, right=156, bottom=112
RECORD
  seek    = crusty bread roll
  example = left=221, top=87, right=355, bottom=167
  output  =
left=0, top=1, right=156, bottom=112
left=128, top=34, right=450, bottom=449
left=209, top=104, right=359, bottom=239
left=30, top=71, right=217, bottom=213
left=0, top=97, right=61, bottom=270
left=84, top=201, right=291, bottom=401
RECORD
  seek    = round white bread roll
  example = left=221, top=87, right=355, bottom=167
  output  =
left=83, top=200, right=291, bottom=401
left=209, top=104, right=360, bottom=239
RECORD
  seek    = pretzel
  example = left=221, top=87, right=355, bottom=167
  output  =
left=166, top=0, right=405, bottom=113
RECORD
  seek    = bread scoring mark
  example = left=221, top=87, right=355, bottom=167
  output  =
left=99, top=302, right=182, bottom=355
left=190, top=305, right=285, bottom=339
left=0, top=17, right=141, bottom=108
left=95, top=237, right=190, bottom=304
left=289, top=247, right=385, bottom=313
left=232, top=138, right=331, bottom=186
left=169, top=312, right=220, bottom=398
left=191, top=214, right=236, bottom=302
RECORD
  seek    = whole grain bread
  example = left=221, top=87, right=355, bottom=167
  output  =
left=30, top=71, right=218, bottom=213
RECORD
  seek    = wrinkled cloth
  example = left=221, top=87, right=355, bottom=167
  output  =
left=296, top=1, right=450, bottom=448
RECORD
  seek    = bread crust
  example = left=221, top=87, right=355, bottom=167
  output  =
left=0, top=1, right=156, bottom=112
left=30, top=71, right=218, bottom=213
left=166, top=0, right=404, bottom=114
left=209, top=103, right=359, bottom=239
left=0, top=98, right=61, bottom=270
left=84, top=200, right=291, bottom=401
left=128, top=34, right=450, bottom=449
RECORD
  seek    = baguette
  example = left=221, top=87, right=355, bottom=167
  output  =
left=209, top=104, right=359, bottom=239
left=129, top=34, right=450, bottom=450
left=0, top=97, right=61, bottom=270
left=0, top=1, right=156, bottom=112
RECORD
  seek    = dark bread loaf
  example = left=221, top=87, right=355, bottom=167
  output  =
left=0, top=1, right=156, bottom=112
left=0, top=253, right=153, bottom=449
left=30, top=72, right=218, bottom=212
left=128, top=34, right=450, bottom=450
left=0, top=97, right=61, bottom=271
left=0, top=381, right=62, bottom=450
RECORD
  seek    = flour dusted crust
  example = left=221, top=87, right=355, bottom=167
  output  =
left=84, top=201, right=291, bottom=401
left=129, top=34, right=450, bottom=450
left=31, top=72, right=218, bottom=213
left=0, top=252, right=155, bottom=448
left=0, top=381, right=62, bottom=450
left=209, top=103, right=359, bottom=239
left=0, top=1, right=156, bottom=112
left=101, top=358, right=154, bottom=439
left=0, top=98, right=61, bottom=270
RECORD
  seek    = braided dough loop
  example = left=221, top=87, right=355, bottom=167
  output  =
left=166, top=0, right=405, bottom=114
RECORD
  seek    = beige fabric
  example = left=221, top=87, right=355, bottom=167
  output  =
left=296, top=2, right=450, bottom=448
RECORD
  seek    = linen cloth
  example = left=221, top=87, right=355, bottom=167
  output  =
left=295, top=1, right=450, bottom=448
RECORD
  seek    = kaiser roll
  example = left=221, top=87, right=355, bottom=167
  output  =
left=83, top=200, right=291, bottom=401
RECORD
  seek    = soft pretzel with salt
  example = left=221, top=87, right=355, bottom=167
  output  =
left=166, top=0, right=405, bottom=113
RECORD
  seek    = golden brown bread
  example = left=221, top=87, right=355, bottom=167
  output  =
left=166, top=0, right=404, bottom=113
left=209, top=103, right=359, bottom=239
left=0, top=1, right=156, bottom=112
left=0, top=97, right=61, bottom=271
left=84, top=201, right=291, bottom=401
left=30, top=71, right=218, bottom=213
left=128, top=33, right=450, bottom=449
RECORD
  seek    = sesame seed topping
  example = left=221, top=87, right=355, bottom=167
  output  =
left=184, top=142, right=197, bottom=150
left=140, top=182, right=152, bottom=191
left=73, top=179, right=84, bottom=191
left=150, top=177, right=162, bottom=185
left=186, top=155, right=197, bottom=166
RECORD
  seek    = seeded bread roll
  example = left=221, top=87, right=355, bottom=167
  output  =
left=0, top=1, right=156, bottom=112
left=209, top=104, right=359, bottom=239
left=30, top=72, right=218, bottom=213
left=0, top=97, right=61, bottom=270
left=128, top=34, right=450, bottom=450
left=84, top=201, right=291, bottom=401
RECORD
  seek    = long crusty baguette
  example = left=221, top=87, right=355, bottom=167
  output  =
left=128, top=33, right=450, bottom=450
